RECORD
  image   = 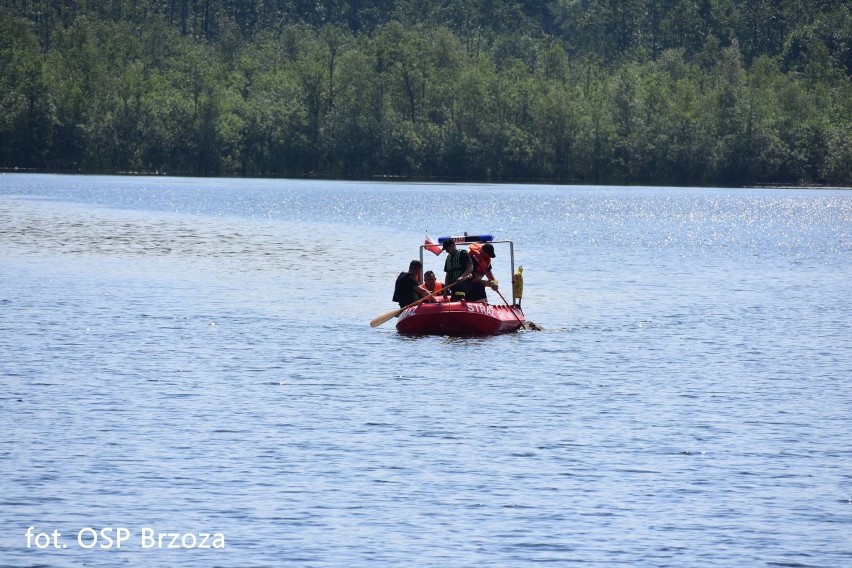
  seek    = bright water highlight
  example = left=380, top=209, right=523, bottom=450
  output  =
left=1, top=174, right=850, bottom=566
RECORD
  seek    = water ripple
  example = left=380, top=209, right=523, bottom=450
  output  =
left=1, top=176, right=849, bottom=567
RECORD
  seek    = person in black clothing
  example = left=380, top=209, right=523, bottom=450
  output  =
left=392, top=260, right=430, bottom=308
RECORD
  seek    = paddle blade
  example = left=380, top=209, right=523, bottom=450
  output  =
left=370, top=307, right=403, bottom=328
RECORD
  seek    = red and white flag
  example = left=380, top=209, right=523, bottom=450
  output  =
left=424, top=234, right=442, bottom=256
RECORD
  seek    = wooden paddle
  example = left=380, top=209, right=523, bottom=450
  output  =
left=370, top=280, right=458, bottom=328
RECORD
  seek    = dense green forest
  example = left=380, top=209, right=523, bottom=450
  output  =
left=1, top=0, right=850, bottom=185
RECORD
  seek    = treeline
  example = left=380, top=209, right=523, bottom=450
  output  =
left=1, top=0, right=850, bottom=185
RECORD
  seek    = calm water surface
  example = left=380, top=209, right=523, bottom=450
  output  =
left=1, top=174, right=850, bottom=567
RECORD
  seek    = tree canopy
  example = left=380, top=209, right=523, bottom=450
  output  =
left=1, top=0, right=850, bottom=185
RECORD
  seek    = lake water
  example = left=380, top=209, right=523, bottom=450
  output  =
left=1, top=174, right=850, bottom=567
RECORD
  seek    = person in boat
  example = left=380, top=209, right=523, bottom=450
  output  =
left=393, top=260, right=431, bottom=309
left=420, top=270, right=443, bottom=299
left=442, top=240, right=473, bottom=300
left=467, top=242, right=498, bottom=304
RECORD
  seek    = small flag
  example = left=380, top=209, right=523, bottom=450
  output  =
left=425, top=234, right=442, bottom=255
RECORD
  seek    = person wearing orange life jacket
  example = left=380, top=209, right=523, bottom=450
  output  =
left=419, top=271, right=444, bottom=300
left=417, top=270, right=444, bottom=303
left=467, top=242, right=498, bottom=303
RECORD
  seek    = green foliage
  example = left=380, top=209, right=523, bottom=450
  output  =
left=0, top=0, right=849, bottom=185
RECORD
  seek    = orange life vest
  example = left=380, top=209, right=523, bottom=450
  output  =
left=423, top=281, right=443, bottom=294
left=468, top=243, right=491, bottom=275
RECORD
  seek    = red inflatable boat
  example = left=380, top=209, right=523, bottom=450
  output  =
left=391, top=234, right=526, bottom=336
left=396, top=298, right=525, bottom=336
